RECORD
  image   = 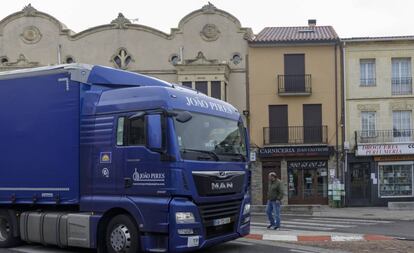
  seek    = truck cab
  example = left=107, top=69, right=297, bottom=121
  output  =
left=0, top=64, right=250, bottom=253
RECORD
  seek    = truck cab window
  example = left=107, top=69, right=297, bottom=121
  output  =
left=117, top=116, right=146, bottom=146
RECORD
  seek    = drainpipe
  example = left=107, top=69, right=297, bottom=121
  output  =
left=341, top=41, right=347, bottom=206
left=334, top=42, right=339, bottom=179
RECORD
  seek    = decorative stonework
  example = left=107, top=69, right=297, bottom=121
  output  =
left=111, top=13, right=131, bottom=29
left=200, top=24, right=220, bottom=41
left=357, top=104, right=380, bottom=111
left=22, top=4, right=37, bottom=16
left=231, top=53, right=242, bottom=65
left=390, top=101, right=414, bottom=110
left=20, top=26, right=42, bottom=44
left=183, top=51, right=218, bottom=65
left=2, top=54, right=39, bottom=67
left=202, top=2, right=217, bottom=14
left=111, top=48, right=134, bottom=69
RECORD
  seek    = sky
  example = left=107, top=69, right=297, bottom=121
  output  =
left=1, top=0, right=413, bottom=38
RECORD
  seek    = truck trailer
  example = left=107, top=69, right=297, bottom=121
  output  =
left=0, top=64, right=251, bottom=252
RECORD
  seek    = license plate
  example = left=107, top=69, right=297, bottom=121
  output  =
left=213, top=217, right=231, bottom=226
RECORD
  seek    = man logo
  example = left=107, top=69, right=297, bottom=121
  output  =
left=212, top=182, right=233, bottom=191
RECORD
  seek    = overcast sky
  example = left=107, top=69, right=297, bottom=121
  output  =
left=1, top=0, right=413, bottom=38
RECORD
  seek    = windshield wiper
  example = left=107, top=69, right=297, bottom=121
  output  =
left=181, top=148, right=220, bottom=161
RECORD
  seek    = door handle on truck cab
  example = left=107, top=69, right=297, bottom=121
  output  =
left=124, top=178, right=133, bottom=188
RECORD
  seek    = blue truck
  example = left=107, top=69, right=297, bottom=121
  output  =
left=0, top=64, right=251, bottom=252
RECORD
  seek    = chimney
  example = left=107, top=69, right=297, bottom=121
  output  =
left=308, top=19, right=317, bottom=27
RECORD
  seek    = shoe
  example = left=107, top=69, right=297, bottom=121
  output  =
left=273, top=226, right=280, bottom=230
left=267, top=224, right=274, bottom=229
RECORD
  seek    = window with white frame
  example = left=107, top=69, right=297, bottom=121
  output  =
left=379, top=163, right=413, bottom=198
left=393, top=110, right=412, bottom=141
left=360, top=59, right=376, bottom=86
left=392, top=58, right=412, bottom=95
left=361, top=111, right=376, bottom=138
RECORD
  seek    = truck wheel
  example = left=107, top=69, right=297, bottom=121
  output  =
left=106, top=214, right=140, bottom=253
left=0, top=215, right=19, bottom=248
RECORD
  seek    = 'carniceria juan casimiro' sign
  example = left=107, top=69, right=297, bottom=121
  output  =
left=356, top=144, right=414, bottom=156
left=258, top=146, right=332, bottom=158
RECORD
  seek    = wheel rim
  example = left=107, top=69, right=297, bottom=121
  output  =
left=0, top=218, right=11, bottom=242
left=110, top=224, right=131, bottom=252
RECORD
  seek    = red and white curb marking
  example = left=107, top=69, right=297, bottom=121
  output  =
left=245, top=233, right=394, bottom=242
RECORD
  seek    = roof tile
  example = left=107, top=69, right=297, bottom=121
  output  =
left=252, top=26, right=339, bottom=43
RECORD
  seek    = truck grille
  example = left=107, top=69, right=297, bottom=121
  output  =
left=198, top=200, right=242, bottom=239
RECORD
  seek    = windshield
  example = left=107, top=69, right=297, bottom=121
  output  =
left=174, top=112, right=247, bottom=161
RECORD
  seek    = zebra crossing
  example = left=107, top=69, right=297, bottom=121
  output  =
left=251, top=216, right=393, bottom=232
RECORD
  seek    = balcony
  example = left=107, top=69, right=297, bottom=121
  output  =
left=356, top=129, right=414, bottom=144
left=263, top=126, right=328, bottom=145
left=392, top=77, right=412, bottom=95
left=278, top=74, right=312, bottom=96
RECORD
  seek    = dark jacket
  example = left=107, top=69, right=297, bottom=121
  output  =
left=267, top=179, right=284, bottom=201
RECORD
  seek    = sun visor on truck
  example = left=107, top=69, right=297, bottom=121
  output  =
left=87, top=65, right=172, bottom=87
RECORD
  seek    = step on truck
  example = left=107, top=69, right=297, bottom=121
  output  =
left=0, top=64, right=251, bottom=252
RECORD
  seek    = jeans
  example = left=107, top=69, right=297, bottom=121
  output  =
left=266, top=200, right=281, bottom=227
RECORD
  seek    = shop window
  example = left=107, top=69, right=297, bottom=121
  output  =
left=379, top=163, right=413, bottom=198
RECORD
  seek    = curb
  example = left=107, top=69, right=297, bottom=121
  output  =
left=251, top=212, right=414, bottom=222
left=245, top=233, right=394, bottom=242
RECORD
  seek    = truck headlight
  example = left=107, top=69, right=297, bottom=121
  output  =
left=243, top=203, right=251, bottom=215
left=176, top=212, right=195, bottom=224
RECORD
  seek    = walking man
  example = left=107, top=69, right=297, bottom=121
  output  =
left=266, top=172, right=284, bottom=229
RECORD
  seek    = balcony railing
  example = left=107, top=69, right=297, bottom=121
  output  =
left=264, top=126, right=328, bottom=145
left=392, top=77, right=412, bottom=95
left=356, top=129, right=414, bottom=144
left=360, top=78, right=376, bottom=86
left=278, top=74, right=311, bottom=95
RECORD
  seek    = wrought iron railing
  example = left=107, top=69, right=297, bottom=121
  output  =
left=263, top=126, right=328, bottom=145
left=356, top=129, right=414, bottom=144
left=278, top=74, right=311, bottom=95
left=360, top=78, right=376, bottom=86
left=392, top=77, right=412, bottom=95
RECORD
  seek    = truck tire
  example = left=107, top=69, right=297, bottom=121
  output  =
left=105, top=214, right=140, bottom=253
left=0, top=213, right=20, bottom=248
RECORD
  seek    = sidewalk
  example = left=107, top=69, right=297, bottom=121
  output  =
left=252, top=205, right=414, bottom=221
left=247, top=224, right=394, bottom=242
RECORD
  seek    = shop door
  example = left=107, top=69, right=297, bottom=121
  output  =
left=348, top=163, right=371, bottom=206
left=262, top=161, right=281, bottom=205
left=288, top=161, right=328, bottom=205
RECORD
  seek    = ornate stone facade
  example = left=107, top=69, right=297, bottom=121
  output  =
left=0, top=3, right=251, bottom=114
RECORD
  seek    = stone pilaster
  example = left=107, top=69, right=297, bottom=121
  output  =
left=250, top=160, right=263, bottom=205
left=280, top=159, right=288, bottom=205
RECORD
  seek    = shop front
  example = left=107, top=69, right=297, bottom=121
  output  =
left=288, top=160, right=328, bottom=204
left=347, top=144, right=414, bottom=206
left=258, top=146, right=333, bottom=205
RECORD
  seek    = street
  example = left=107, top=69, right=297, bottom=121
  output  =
left=0, top=239, right=339, bottom=253
left=2, top=215, right=413, bottom=253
